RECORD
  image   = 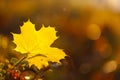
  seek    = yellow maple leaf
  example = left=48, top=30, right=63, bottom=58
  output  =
left=12, top=20, right=66, bottom=69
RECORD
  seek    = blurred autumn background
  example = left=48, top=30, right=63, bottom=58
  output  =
left=1, top=0, right=120, bottom=80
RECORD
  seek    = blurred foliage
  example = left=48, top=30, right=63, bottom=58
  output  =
left=1, top=0, right=120, bottom=80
